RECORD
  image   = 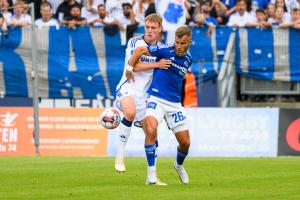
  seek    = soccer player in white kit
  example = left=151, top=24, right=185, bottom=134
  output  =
left=114, top=14, right=171, bottom=177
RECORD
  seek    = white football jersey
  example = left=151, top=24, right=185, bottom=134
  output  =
left=116, top=36, right=158, bottom=94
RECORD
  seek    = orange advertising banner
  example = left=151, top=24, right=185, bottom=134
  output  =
left=0, top=107, right=34, bottom=156
left=0, top=107, right=107, bottom=156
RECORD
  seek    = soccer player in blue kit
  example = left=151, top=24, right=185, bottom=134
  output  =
left=126, top=26, right=192, bottom=185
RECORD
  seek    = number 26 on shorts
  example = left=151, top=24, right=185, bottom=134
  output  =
left=172, top=111, right=185, bottom=123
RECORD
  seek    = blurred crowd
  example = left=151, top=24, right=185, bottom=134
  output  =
left=1, top=0, right=300, bottom=32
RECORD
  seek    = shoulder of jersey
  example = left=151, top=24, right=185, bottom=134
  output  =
left=185, top=52, right=193, bottom=64
left=128, top=36, right=145, bottom=48
left=158, top=43, right=174, bottom=49
left=186, top=52, right=192, bottom=59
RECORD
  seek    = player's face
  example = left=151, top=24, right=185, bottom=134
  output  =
left=144, top=20, right=162, bottom=45
left=174, top=35, right=191, bottom=57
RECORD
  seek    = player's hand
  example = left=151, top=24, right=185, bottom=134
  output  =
left=158, top=59, right=172, bottom=69
left=126, top=70, right=135, bottom=82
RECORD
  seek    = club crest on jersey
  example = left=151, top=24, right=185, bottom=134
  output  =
left=147, top=102, right=157, bottom=109
left=149, top=45, right=158, bottom=52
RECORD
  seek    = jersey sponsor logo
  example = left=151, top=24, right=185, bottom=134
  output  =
left=147, top=102, right=157, bottom=109
left=171, top=62, right=188, bottom=75
left=140, top=55, right=156, bottom=63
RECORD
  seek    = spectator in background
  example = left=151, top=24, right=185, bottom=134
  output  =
left=0, top=0, right=12, bottom=22
left=227, top=0, right=256, bottom=27
left=275, top=0, right=291, bottom=22
left=81, top=0, right=105, bottom=18
left=245, top=8, right=271, bottom=27
left=22, top=0, right=45, bottom=20
left=35, top=2, right=59, bottom=28
left=118, top=2, right=139, bottom=27
left=210, top=0, right=227, bottom=24
left=269, top=6, right=290, bottom=25
left=56, top=0, right=82, bottom=22
left=105, top=0, right=131, bottom=20
left=189, top=0, right=218, bottom=27
left=185, top=0, right=198, bottom=24
left=8, top=1, right=31, bottom=27
left=280, top=7, right=300, bottom=26
left=47, top=0, right=63, bottom=15
left=292, top=8, right=300, bottom=27
left=134, top=0, right=155, bottom=26
left=291, top=7, right=300, bottom=21
left=61, top=4, right=87, bottom=28
left=271, top=0, right=293, bottom=13
left=266, top=3, right=276, bottom=21
left=93, top=0, right=105, bottom=8
left=290, top=0, right=300, bottom=9
left=119, top=2, right=139, bottom=41
left=222, top=0, right=236, bottom=25
left=81, top=0, right=98, bottom=24
left=144, top=0, right=155, bottom=17
left=89, top=3, right=122, bottom=28
left=0, top=10, right=8, bottom=35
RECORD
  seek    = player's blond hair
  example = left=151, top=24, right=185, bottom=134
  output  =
left=175, top=26, right=192, bottom=38
left=145, top=13, right=163, bottom=29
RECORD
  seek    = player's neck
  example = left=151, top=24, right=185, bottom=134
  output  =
left=143, top=36, right=157, bottom=45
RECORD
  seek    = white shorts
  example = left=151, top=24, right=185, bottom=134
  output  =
left=146, top=96, right=189, bottom=133
left=115, top=82, right=148, bottom=121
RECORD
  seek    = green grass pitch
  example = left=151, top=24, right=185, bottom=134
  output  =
left=0, top=157, right=300, bottom=200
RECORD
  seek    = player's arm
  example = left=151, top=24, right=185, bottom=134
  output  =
left=125, top=46, right=150, bottom=82
left=129, top=46, right=150, bottom=67
left=134, top=59, right=172, bottom=72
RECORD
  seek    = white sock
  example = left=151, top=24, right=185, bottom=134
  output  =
left=148, top=166, right=157, bottom=175
left=116, top=122, right=131, bottom=158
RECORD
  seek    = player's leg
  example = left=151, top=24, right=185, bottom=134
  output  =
left=140, top=111, right=166, bottom=185
left=165, top=106, right=190, bottom=184
left=115, top=95, right=136, bottom=172
left=173, top=129, right=190, bottom=184
left=143, top=98, right=166, bottom=185
left=140, top=119, right=158, bottom=152
left=144, top=115, right=159, bottom=184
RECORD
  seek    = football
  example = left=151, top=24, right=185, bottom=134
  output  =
left=100, top=108, right=121, bottom=129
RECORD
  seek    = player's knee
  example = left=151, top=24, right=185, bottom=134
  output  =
left=122, top=107, right=136, bottom=121
left=120, top=97, right=136, bottom=121
left=145, top=125, right=156, bottom=136
left=179, top=138, right=190, bottom=151
left=145, top=125, right=157, bottom=142
left=123, top=111, right=136, bottom=121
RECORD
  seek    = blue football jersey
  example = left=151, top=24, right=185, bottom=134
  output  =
left=146, top=43, right=192, bottom=103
